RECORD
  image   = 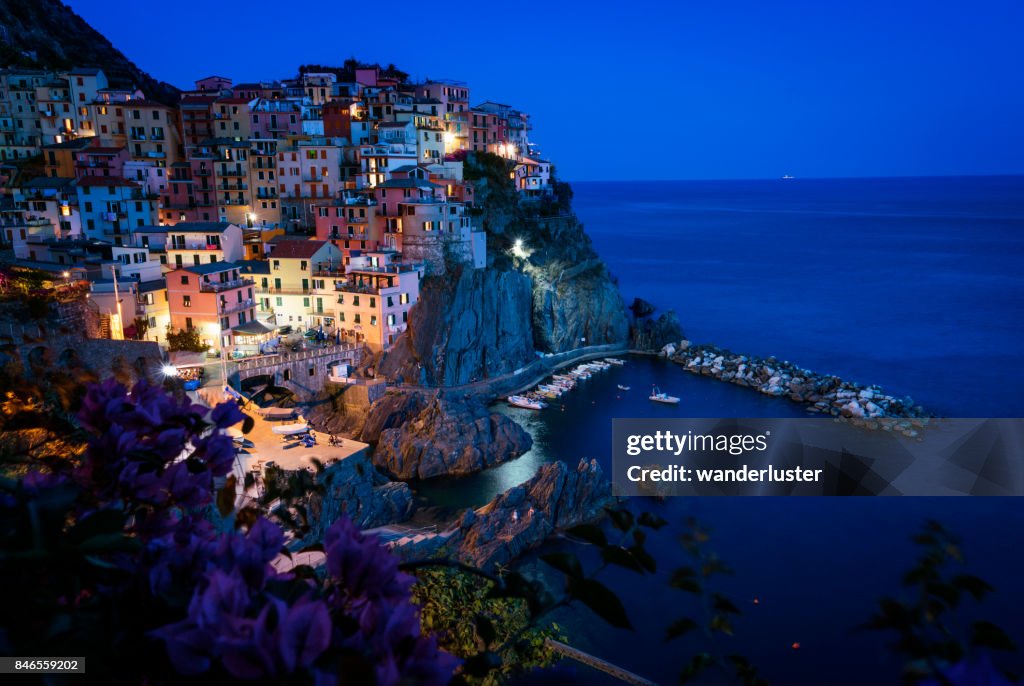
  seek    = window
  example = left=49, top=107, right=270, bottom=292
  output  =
left=180, top=275, right=189, bottom=284
left=353, top=296, right=360, bottom=307
left=354, top=313, right=361, bottom=324
left=300, top=260, right=307, bottom=271
left=185, top=317, right=193, bottom=330
left=183, top=295, right=191, bottom=307
left=369, top=297, right=376, bottom=308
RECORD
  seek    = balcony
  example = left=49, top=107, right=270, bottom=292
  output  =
left=199, top=277, right=253, bottom=293
left=219, top=298, right=255, bottom=315
left=218, top=182, right=248, bottom=191
left=194, top=169, right=211, bottom=176
left=219, top=168, right=246, bottom=177
left=327, top=231, right=368, bottom=241
left=256, top=286, right=313, bottom=296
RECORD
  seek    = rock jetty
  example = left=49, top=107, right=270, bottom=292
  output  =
left=390, top=458, right=613, bottom=570
left=659, top=341, right=933, bottom=435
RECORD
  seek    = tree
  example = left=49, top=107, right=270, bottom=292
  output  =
left=131, top=317, right=149, bottom=341
left=166, top=327, right=207, bottom=352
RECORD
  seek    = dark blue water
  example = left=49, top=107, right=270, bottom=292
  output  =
left=415, top=177, right=1024, bottom=684
left=576, top=176, right=1024, bottom=417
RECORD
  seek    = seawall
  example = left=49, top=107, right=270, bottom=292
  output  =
left=642, top=341, right=933, bottom=436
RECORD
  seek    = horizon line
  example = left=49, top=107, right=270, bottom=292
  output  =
left=566, top=172, right=1024, bottom=184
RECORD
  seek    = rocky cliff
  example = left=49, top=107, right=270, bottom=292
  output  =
left=390, top=458, right=614, bottom=570
left=265, top=449, right=413, bottom=545
left=378, top=153, right=631, bottom=387
left=378, top=266, right=536, bottom=387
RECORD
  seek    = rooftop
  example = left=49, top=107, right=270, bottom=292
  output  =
left=167, top=221, right=237, bottom=234
left=268, top=238, right=329, bottom=259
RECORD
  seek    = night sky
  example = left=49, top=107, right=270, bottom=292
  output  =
left=66, top=0, right=1024, bottom=181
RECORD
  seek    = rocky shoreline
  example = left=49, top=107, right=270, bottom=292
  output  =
left=657, top=340, right=934, bottom=436
left=387, top=458, right=613, bottom=570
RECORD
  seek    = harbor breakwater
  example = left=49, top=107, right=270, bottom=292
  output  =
left=657, top=340, right=934, bottom=436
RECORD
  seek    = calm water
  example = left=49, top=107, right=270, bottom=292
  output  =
left=577, top=176, right=1024, bottom=417
left=416, top=177, right=1024, bottom=684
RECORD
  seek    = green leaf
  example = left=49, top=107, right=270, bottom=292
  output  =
left=665, top=617, right=698, bottom=641
left=680, top=652, right=713, bottom=683
left=951, top=574, right=995, bottom=601
left=217, top=475, right=236, bottom=518
left=567, top=524, right=607, bottom=547
left=712, top=593, right=742, bottom=615
left=541, top=552, right=583, bottom=580
left=925, top=581, right=961, bottom=608
left=669, top=568, right=702, bottom=594
left=606, top=507, right=634, bottom=533
left=601, top=546, right=645, bottom=573
left=971, top=621, right=1017, bottom=651
left=628, top=545, right=656, bottom=573
left=637, top=511, right=668, bottom=530
left=710, top=614, right=734, bottom=636
left=68, top=508, right=128, bottom=544
left=568, top=578, right=632, bottom=629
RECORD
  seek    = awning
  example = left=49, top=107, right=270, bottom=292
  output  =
left=169, top=351, right=207, bottom=368
left=232, top=320, right=274, bottom=336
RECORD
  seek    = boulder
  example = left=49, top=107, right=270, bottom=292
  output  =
left=372, top=393, right=532, bottom=479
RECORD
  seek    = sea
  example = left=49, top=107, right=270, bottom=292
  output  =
left=416, top=176, right=1024, bottom=685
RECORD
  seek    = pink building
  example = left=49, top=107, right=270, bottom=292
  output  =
left=73, top=146, right=129, bottom=179
left=313, top=197, right=381, bottom=259
left=250, top=99, right=303, bottom=139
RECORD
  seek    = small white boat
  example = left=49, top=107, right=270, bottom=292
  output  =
left=605, top=358, right=626, bottom=366
left=508, top=395, right=546, bottom=410
left=617, top=384, right=631, bottom=391
left=272, top=423, right=311, bottom=436
left=649, top=387, right=680, bottom=405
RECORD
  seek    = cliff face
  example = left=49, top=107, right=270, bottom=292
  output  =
left=0, top=0, right=179, bottom=104
left=378, top=153, right=630, bottom=387
left=378, top=266, right=535, bottom=387
left=528, top=218, right=631, bottom=352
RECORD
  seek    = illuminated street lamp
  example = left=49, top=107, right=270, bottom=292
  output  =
left=161, top=364, right=177, bottom=377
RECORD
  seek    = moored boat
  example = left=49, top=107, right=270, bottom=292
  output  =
left=649, top=386, right=680, bottom=405
left=617, top=384, right=631, bottom=391
left=508, top=395, right=546, bottom=410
